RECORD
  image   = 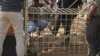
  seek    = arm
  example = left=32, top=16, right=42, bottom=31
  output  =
left=44, top=0, right=50, bottom=5
left=87, top=2, right=97, bottom=22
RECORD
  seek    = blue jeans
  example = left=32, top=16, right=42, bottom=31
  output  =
left=86, top=15, right=100, bottom=56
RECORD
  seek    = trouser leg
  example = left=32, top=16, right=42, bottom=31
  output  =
left=86, top=17, right=99, bottom=56
left=88, top=49, right=99, bottom=56
left=63, top=19, right=71, bottom=36
left=0, top=12, right=9, bottom=56
left=9, top=12, right=25, bottom=56
left=52, top=16, right=61, bottom=36
left=63, top=15, right=75, bottom=36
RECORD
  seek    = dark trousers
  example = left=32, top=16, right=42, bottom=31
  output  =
left=86, top=16, right=100, bottom=56
left=2, top=34, right=16, bottom=56
left=52, top=15, right=76, bottom=36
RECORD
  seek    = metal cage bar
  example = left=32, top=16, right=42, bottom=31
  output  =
left=24, top=0, right=88, bottom=56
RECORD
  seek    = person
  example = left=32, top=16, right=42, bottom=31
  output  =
left=0, top=0, right=25, bottom=56
left=52, top=0, right=83, bottom=44
left=85, top=0, right=100, bottom=56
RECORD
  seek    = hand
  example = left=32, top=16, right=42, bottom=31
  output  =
left=86, top=15, right=92, bottom=24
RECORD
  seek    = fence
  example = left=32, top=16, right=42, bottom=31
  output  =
left=24, top=0, right=88, bottom=56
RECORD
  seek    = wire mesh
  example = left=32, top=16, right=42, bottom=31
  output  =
left=25, top=0, right=88, bottom=56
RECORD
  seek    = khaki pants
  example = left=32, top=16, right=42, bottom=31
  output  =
left=0, top=11, right=25, bottom=56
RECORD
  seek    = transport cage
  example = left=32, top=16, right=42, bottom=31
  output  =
left=24, top=0, right=88, bottom=56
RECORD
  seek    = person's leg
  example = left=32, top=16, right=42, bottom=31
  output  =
left=86, top=17, right=99, bottom=56
left=60, top=17, right=70, bottom=45
left=88, top=48, right=99, bottom=56
left=97, top=16, right=100, bottom=56
left=63, top=15, right=76, bottom=36
left=0, top=12, right=9, bottom=56
left=61, top=15, right=75, bottom=44
left=98, top=31, right=100, bottom=56
left=52, top=16, right=61, bottom=36
left=63, top=18, right=71, bottom=36
left=9, top=12, right=25, bottom=56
